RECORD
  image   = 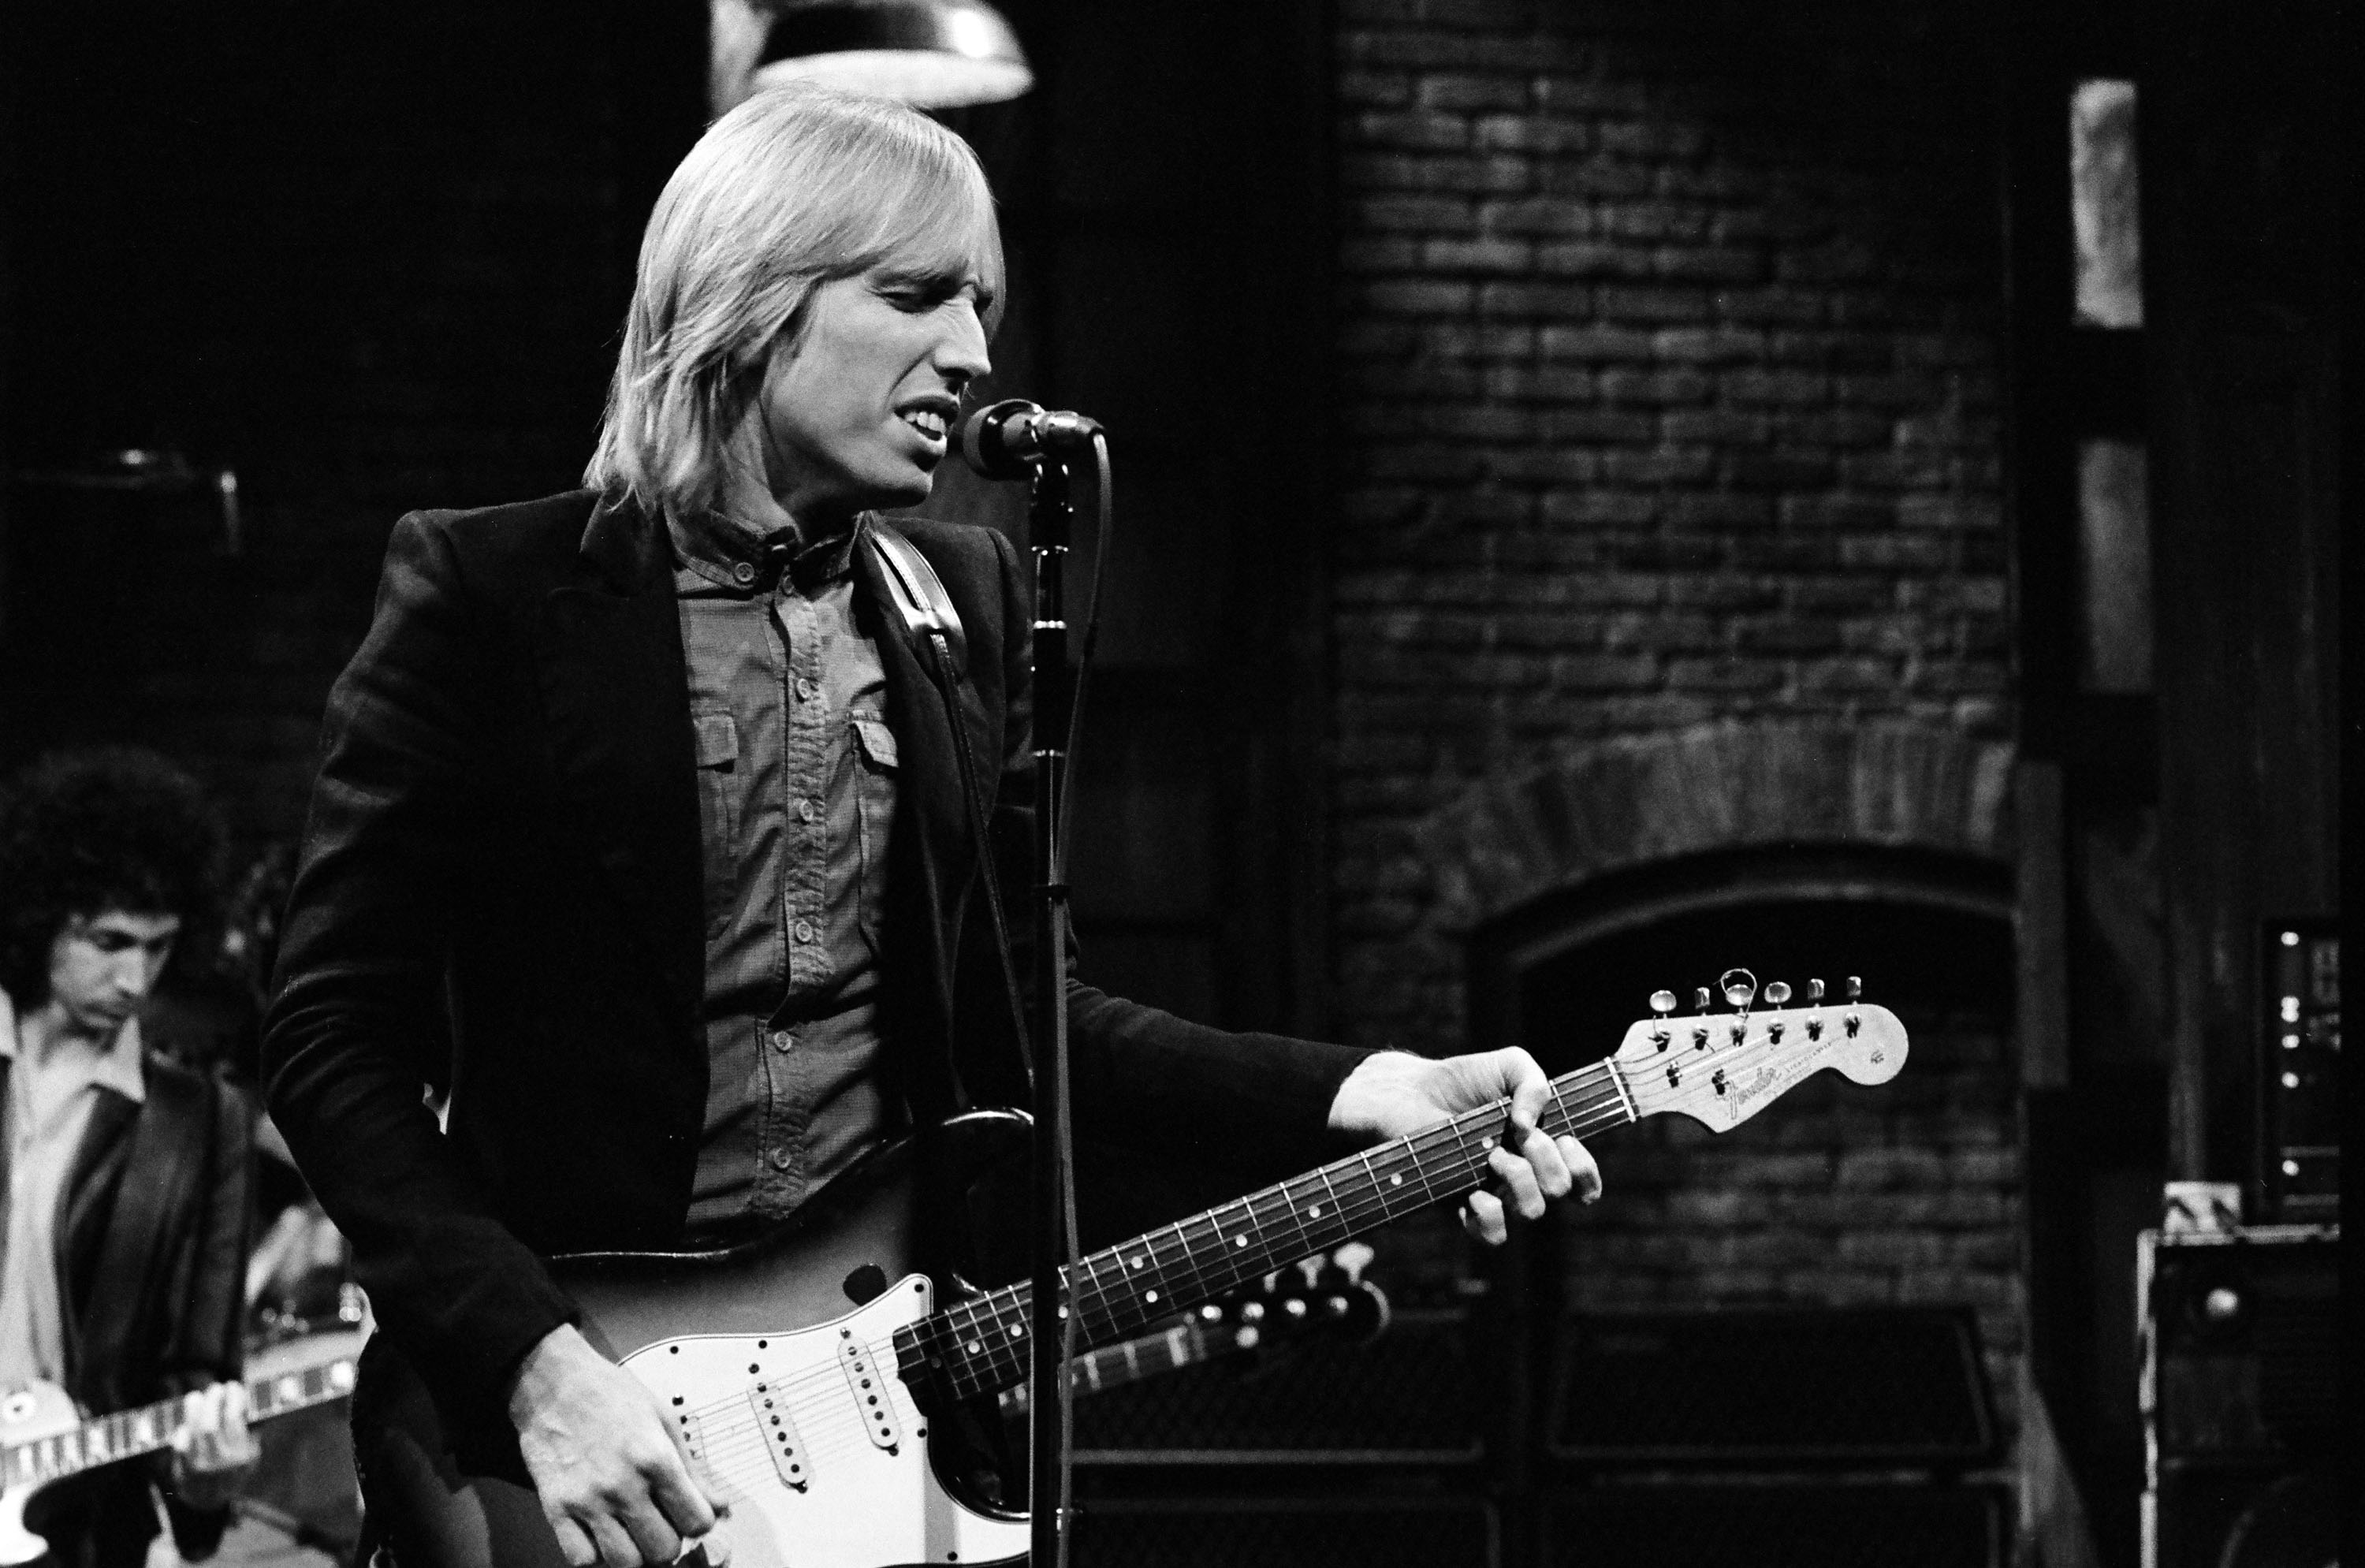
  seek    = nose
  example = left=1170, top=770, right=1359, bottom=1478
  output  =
left=935, top=299, right=992, bottom=390
left=113, top=946, right=162, bottom=1000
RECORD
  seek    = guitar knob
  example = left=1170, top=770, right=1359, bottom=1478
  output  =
left=1845, top=976, right=1862, bottom=1001
left=1719, top=968, right=1756, bottom=1010
left=1649, top=989, right=1678, bottom=1017
left=1808, top=978, right=1826, bottom=1004
left=1764, top=981, right=1792, bottom=1007
left=1693, top=987, right=1713, bottom=1011
left=1331, top=1241, right=1376, bottom=1287
left=1295, top=1257, right=1324, bottom=1289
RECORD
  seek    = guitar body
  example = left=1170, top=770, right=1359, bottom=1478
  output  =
left=372, top=1113, right=1030, bottom=1568
left=362, top=994, right=1909, bottom=1568
left=0, top=1381, right=88, bottom=1566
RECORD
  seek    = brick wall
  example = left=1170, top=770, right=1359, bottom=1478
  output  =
left=1324, top=0, right=2024, bottom=1448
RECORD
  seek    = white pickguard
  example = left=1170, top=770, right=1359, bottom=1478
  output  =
left=620, top=1273, right=1027, bottom=1568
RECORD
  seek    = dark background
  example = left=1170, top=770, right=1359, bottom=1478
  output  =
left=0, top=2, right=2342, bottom=1565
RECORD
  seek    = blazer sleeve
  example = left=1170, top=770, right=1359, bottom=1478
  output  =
left=964, top=526, right=1376, bottom=1176
left=261, top=512, right=579, bottom=1400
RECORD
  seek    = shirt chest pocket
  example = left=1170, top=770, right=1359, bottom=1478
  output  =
left=851, top=715, right=898, bottom=951
left=691, top=711, right=740, bottom=935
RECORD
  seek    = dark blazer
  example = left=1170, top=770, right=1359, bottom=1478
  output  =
left=0, top=1045, right=251, bottom=1566
left=262, top=490, right=1366, bottom=1422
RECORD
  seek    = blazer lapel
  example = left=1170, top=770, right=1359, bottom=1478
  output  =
left=534, top=494, right=706, bottom=1025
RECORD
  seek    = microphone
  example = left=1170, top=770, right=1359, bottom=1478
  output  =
left=959, top=400, right=1104, bottom=480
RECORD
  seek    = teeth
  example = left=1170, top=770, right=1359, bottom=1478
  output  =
left=901, top=409, right=947, bottom=438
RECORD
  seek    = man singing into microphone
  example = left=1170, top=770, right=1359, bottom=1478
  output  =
left=263, top=84, right=1600, bottom=1568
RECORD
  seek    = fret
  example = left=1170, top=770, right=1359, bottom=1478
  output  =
left=926, top=1062, right=1663, bottom=1403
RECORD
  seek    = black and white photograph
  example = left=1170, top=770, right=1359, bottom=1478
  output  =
left=0, top=2, right=2342, bottom=1566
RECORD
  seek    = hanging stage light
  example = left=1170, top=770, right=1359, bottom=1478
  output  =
left=753, top=0, right=1032, bottom=110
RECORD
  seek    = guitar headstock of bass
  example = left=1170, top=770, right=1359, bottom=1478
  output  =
left=1610, top=970, right=1908, bottom=1134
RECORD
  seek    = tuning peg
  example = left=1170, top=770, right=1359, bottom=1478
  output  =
left=1693, top=987, right=1712, bottom=1011
left=1331, top=1241, right=1375, bottom=1287
left=1719, top=968, right=1757, bottom=1012
left=1764, top=981, right=1792, bottom=1007
left=1295, top=1257, right=1323, bottom=1289
left=1808, top=978, right=1826, bottom=1004
left=1650, top=989, right=1678, bottom=1017
left=1845, top=976, right=1862, bottom=1001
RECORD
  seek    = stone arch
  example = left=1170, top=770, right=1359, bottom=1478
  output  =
left=1409, top=719, right=2016, bottom=941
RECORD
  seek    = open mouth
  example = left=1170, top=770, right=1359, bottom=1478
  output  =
left=898, top=407, right=950, bottom=442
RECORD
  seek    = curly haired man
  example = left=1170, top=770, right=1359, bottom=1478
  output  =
left=0, top=747, right=255, bottom=1567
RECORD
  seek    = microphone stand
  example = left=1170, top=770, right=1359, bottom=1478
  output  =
left=1024, top=454, right=1075, bottom=1568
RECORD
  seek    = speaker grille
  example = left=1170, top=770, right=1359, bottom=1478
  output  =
left=1070, top=1309, right=1481, bottom=1464
left=1549, top=1308, right=1996, bottom=1465
left=1071, top=1494, right=1497, bottom=1568
left=1545, top=1483, right=2004, bottom=1568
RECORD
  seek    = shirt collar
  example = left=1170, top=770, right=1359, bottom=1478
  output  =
left=0, top=987, right=148, bottom=1104
left=667, top=506, right=865, bottom=595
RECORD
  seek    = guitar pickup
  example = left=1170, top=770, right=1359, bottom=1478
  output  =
left=746, top=1382, right=810, bottom=1492
left=840, top=1332, right=902, bottom=1452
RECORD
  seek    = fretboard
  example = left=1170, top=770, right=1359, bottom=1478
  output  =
left=0, top=1346, right=357, bottom=1492
left=899, top=1058, right=1633, bottom=1403
left=997, top=1314, right=1231, bottom=1416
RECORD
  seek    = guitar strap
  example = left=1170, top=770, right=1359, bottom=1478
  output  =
left=865, top=520, right=1035, bottom=1091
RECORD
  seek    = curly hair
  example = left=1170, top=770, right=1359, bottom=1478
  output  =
left=0, top=747, right=227, bottom=1005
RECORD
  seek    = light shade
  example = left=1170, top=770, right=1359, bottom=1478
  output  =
left=754, top=0, right=1033, bottom=110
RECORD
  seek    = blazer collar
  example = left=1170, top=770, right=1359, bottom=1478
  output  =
left=579, top=490, right=673, bottom=595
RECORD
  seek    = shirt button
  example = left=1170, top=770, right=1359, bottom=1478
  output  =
left=795, top=677, right=818, bottom=702
left=770, top=1149, right=793, bottom=1171
left=793, top=919, right=815, bottom=943
left=797, top=797, right=818, bottom=823
left=770, top=1030, right=796, bottom=1053
left=732, top=561, right=756, bottom=585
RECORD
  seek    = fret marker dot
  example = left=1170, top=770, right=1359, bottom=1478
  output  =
left=1306, top=1206, right=1320, bottom=1218
left=1146, top=1290, right=1160, bottom=1304
left=1235, top=1236, right=1247, bottom=1248
left=1391, top=1175, right=1404, bottom=1186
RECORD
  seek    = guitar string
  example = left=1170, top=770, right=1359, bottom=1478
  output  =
left=4, top=1362, right=356, bottom=1481
left=668, top=1014, right=1879, bottom=1443
left=665, top=1075, right=1639, bottom=1418
left=926, top=1007, right=1872, bottom=1396
left=927, top=1067, right=1641, bottom=1396
left=679, top=1056, right=1633, bottom=1419
left=927, top=1075, right=1631, bottom=1390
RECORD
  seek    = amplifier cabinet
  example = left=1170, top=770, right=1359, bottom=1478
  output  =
left=1544, top=1481, right=2006, bottom=1568
left=1068, top=1308, right=1484, bottom=1466
left=1547, top=1307, right=1998, bottom=1467
left=2139, top=1224, right=2340, bottom=1568
left=1069, top=1493, right=1498, bottom=1567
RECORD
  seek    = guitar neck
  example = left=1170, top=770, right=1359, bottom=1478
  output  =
left=1, top=1348, right=357, bottom=1492
left=906, top=1059, right=1631, bottom=1403
left=998, top=1315, right=1229, bottom=1416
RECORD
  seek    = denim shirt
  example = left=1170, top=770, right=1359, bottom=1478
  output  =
left=669, top=511, right=902, bottom=1236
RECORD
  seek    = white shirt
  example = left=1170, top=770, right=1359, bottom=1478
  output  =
left=0, top=988, right=147, bottom=1392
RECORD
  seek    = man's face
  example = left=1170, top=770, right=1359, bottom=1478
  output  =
left=753, top=263, right=993, bottom=527
left=43, top=909, right=181, bottom=1036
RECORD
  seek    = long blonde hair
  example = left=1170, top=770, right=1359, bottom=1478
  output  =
left=584, top=85, right=1004, bottom=519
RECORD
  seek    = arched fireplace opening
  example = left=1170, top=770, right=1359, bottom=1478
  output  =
left=1470, top=844, right=2022, bottom=1564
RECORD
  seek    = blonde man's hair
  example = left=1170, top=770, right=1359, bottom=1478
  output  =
left=585, top=84, right=1004, bottom=519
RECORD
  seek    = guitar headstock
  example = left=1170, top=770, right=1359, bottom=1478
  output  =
left=1609, top=970, right=1908, bottom=1133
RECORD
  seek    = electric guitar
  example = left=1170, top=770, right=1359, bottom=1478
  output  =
left=0, top=1328, right=363, bottom=1565
left=386, top=977, right=1907, bottom=1568
left=996, top=1245, right=1387, bottom=1417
